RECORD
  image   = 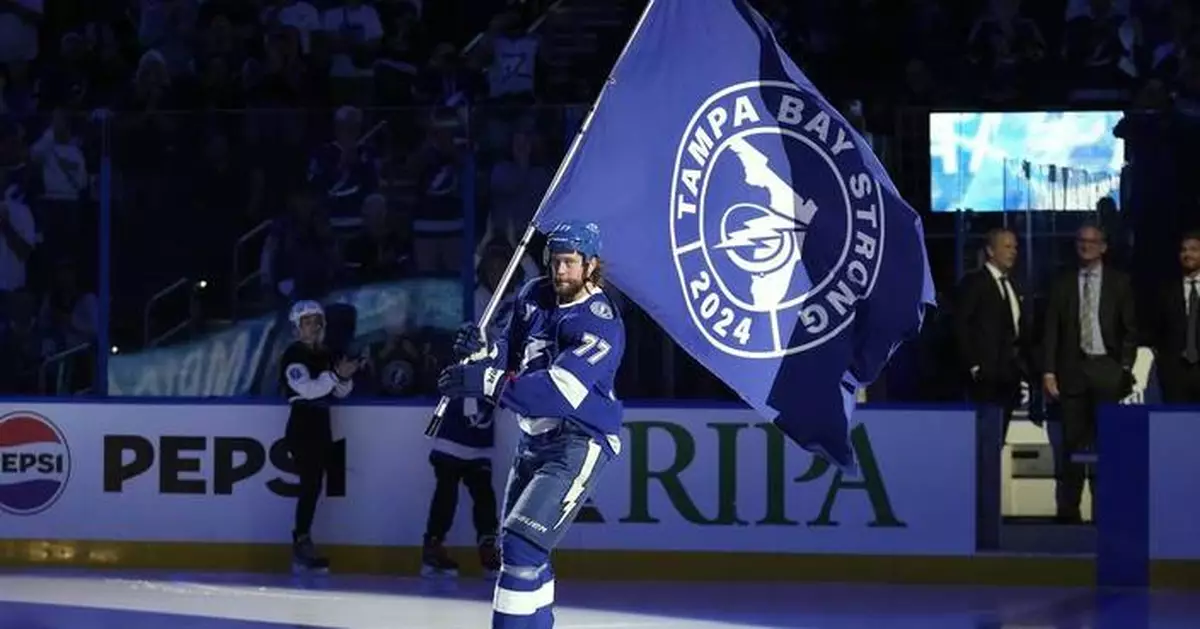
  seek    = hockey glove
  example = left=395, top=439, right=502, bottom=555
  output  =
left=453, top=323, right=498, bottom=364
left=437, top=363, right=508, bottom=400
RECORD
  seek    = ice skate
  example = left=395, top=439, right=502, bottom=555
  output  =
left=478, top=535, right=500, bottom=580
left=291, top=533, right=330, bottom=575
left=420, top=537, right=459, bottom=578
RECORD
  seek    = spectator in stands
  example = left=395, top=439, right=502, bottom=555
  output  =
left=415, top=42, right=477, bottom=110
left=408, top=109, right=464, bottom=275
left=370, top=328, right=442, bottom=396
left=0, top=1, right=39, bottom=69
left=904, top=0, right=957, bottom=67
left=966, top=0, right=1047, bottom=102
left=197, top=54, right=245, bottom=110
left=127, top=49, right=178, bottom=110
left=321, top=0, right=383, bottom=97
left=138, top=0, right=198, bottom=78
left=471, top=9, right=539, bottom=156
left=1142, top=0, right=1189, bottom=77
left=1062, top=0, right=1139, bottom=100
left=343, top=192, right=412, bottom=283
left=1, top=59, right=38, bottom=118
left=473, top=239, right=535, bottom=325
left=263, top=184, right=339, bottom=302
left=486, top=126, right=549, bottom=245
left=38, top=259, right=96, bottom=354
left=1066, top=0, right=1131, bottom=21
left=247, top=26, right=313, bottom=108
left=198, top=13, right=246, bottom=65
left=41, top=33, right=91, bottom=110
left=472, top=9, right=539, bottom=105
left=372, top=1, right=423, bottom=106
left=0, top=119, right=37, bottom=293
left=306, top=105, right=382, bottom=223
left=260, top=0, right=322, bottom=55
left=29, top=107, right=87, bottom=258
left=0, top=289, right=41, bottom=393
left=88, top=24, right=132, bottom=108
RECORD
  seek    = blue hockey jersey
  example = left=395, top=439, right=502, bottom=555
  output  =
left=431, top=397, right=496, bottom=462
left=492, top=277, right=625, bottom=455
left=431, top=292, right=515, bottom=462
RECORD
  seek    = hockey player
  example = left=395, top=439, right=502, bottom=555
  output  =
left=437, top=221, right=624, bottom=629
left=280, top=300, right=361, bottom=573
left=421, top=396, right=501, bottom=579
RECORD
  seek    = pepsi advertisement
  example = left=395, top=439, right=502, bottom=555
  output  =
left=0, top=411, right=71, bottom=516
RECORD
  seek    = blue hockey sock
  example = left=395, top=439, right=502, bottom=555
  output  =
left=492, top=531, right=555, bottom=629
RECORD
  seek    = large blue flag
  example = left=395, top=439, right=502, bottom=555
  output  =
left=531, top=0, right=936, bottom=471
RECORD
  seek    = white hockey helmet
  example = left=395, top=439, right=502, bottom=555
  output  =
left=288, top=300, right=325, bottom=328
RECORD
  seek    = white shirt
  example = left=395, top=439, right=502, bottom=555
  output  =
left=30, top=129, right=88, bottom=201
left=984, top=262, right=1020, bottom=333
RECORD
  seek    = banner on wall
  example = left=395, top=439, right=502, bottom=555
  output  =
left=0, top=403, right=975, bottom=555
left=106, top=279, right=465, bottom=397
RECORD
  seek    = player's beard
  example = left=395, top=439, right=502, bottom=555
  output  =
left=553, top=276, right=588, bottom=302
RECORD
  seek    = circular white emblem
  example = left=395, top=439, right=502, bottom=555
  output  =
left=590, top=300, right=614, bottom=320
left=669, top=81, right=885, bottom=359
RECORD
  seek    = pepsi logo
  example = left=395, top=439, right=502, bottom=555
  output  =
left=0, top=411, right=72, bottom=516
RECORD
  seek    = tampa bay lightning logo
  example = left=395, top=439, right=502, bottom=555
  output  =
left=467, top=410, right=494, bottom=430
left=669, top=81, right=886, bottom=358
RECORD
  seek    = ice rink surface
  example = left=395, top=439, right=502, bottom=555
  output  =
left=0, top=571, right=1196, bottom=629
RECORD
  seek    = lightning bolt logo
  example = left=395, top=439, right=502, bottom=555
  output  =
left=714, top=211, right=805, bottom=257
left=554, top=441, right=603, bottom=530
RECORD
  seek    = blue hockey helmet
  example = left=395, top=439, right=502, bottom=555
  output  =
left=288, top=300, right=325, bottom=328
left=545, top=220, right=602, bottom=260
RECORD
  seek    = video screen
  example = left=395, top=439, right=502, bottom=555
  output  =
left=929, top=111, right=1125, bottom=213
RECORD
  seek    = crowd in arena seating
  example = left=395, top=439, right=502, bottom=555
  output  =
left=1, top=0, right=1197, bottom=401
left=0, top=0, right=562, bottom=395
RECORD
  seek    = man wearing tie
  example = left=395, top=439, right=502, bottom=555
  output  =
left=956, top=228, right=1028, bottom=435
left=1042, top=224, right=1137, bottom=522
left=1150, top=233, right=1200, bottom=403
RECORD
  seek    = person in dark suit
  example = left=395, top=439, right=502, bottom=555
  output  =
left=956, top=228, right=1029, bottom=436
left=1042, top=224, right=1137, bottom=522
left=1150, top=232, right=1200, bottom=403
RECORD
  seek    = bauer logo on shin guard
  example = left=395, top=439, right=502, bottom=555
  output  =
left=0, top=411, right=72, bottom=516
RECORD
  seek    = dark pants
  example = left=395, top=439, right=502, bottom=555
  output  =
left=1160, top=359, right=1200, bottom=403
left=969, top=375, right=1020, bottom=439
left=425, top=451, right=499, bottom=543
left=492, top=421, right=613, bottom=627
left=286, top=421, right=333, bottom=538
left=502, top=421, right=612, bottom=550
left=1057, top=356, right=1125, bottom=520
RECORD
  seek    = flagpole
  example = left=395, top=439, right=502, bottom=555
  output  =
left=425, top=0, right=660, bottom=437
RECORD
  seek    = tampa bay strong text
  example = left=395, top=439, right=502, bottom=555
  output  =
left=670, top=81, right=885, bottom=357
